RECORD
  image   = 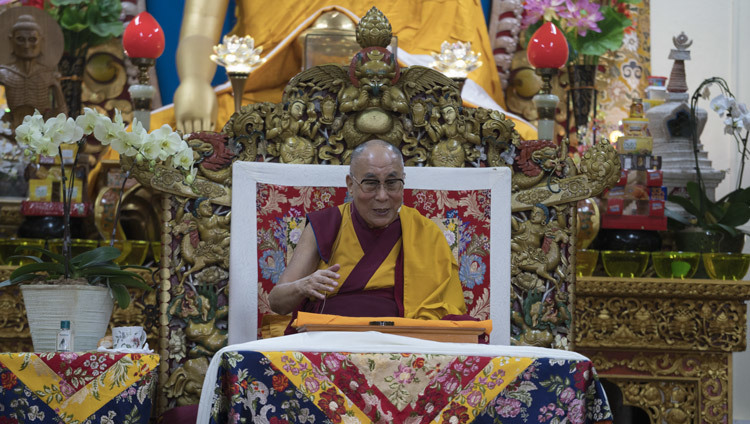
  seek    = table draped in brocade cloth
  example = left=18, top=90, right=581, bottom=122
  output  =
left=197, top=332, right=612, bottom=424
left=0, top=352, right=159, bottom=424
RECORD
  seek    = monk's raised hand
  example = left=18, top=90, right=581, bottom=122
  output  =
left=301, top=264, right=340, bottom=300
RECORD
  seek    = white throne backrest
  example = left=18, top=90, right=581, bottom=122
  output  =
left=229, top=162, right=511, bottom=344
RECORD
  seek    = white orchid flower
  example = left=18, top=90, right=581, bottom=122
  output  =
left=75, top=107, right=100, bottom=135
left=139, top=135, right=162, bottom=161
left=66, top=117, right=84, bottom=143
left=28, top=134, right=58, bottom=157
left=185, top=165, right=198, bottom=184
left=93, top=116, right=126, bottom=146
left=114, top=118, right=149, bottom=157
left=24, top=110, right=45, bottom=131
left=738, top=103, right=750, bottom=130
left=113, top=109, right=124, bottom=125
left=172, top=146, right=196, bottom=170
left=15, top=120, right=42, bottom=147
left=150, top=124, right=184, bottom=161
left=710, top=94, right=735, bottom=116
left=44, top=113, right=79, bottom=145
left=111, top=132, right=138, bottom=157
left=724, top=116, right=737, bottom=134
left=175, top=139, right=191, bottom=153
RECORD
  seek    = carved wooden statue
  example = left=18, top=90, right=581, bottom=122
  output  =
left=0, top=8, right=66, bottom=129
left=126, top=7, right=620, bottom=412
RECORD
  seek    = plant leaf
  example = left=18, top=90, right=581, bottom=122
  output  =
left=715, top=223, right=739, bottom=237
left=90, top=21, right=124, bottom=38
left=1, top=273, right=39, bottom=287
left=7, top=255, right=43, bottom=264
left=71, top=247, right=121, bottom=267
left=10, top=262, right=65, bottom=281
left=578, top=7, right=630, bottom=56
left=59, top=6, right=88, bottom=32
left=718, top=204, right=750, bottom=227
left=14, top=245, right=64, bottom=262
left=120, top=265, right=152, bottom=271
left=665, top=208, right=691, bottom=226
left=109, top=284, right=131, bottom=309
left=78, top=266, right=146, bottom=281
left=8, top=274, right=41, bottom=285
left=105, top=276, right=152, bottom=291
left=667, top=194, right=700, bottom=218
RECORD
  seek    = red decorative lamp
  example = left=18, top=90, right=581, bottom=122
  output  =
left=123, top=12, right=165, bottom=131
left=527, top=22, right=568, bottom=140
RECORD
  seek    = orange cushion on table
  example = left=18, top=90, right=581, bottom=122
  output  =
left=293, top=312, right=492, bottom=335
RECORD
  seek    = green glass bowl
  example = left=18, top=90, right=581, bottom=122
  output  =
left=126, top=240, right=149, bottom=266
left=576, top=249, right=599, bottom=277
left=0, top=238, right=45, bottom=266
left=702, top=253, right=750, bottom=280
left=151, top=241, right=162, bottom=264
left=601, top=250, right=650, bottom=278
left=100, top=240, right=149, bottom=265
left=652, top=251, right=700, bottom=279
left=49, top=239, right=99, bottom=258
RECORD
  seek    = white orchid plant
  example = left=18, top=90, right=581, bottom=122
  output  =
left=3, top=108, right=196, bottom=308
left=667, top=77, right=750, bottom=238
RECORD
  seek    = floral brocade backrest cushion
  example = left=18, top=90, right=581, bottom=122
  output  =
left=255, top=183, right=492, bottom=335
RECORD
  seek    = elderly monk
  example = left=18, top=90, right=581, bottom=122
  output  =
left=268, top=140, right=466, bottom=326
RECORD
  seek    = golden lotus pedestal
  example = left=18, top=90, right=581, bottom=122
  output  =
left=575, top=276, right=750, bottom=423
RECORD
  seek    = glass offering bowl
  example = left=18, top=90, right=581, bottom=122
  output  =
left=576, top=249, right=599, bottom=277
left=101, top=240, right=150, bottom=265
left=126, top=240, right=150, bottom=266
left=651, top=251, right=700, bottom=279
left=151, top=241, right=161, bottom=264
left=100, top=240, right=131, bottom=265
left=601, top=250, right=650, bottom=278
left=49, top=239, right=99, bottom=258
left=702, top=252, right=750, bottom=280
left=0, top=238, right=45, bottom=266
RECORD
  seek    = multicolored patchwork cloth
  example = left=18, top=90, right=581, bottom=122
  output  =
left=0, top=352, right=159, bottom=424
left=199, top=333, right=612, bottom=424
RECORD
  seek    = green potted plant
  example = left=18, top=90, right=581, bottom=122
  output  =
left=1, top=108, right=195, bottom=351
left=666, top=77, right=750, bottom=252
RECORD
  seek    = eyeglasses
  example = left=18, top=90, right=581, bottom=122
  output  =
left=350, top=175, right=404, bottom=193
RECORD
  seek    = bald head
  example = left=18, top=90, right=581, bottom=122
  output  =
left=350, top=139, right=404, bottom=172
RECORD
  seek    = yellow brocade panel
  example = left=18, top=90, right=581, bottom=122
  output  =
left=0, top=352, right=159, bottom=424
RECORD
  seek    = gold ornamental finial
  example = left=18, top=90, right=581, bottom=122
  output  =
left=355, top=7, right=392, bottom=48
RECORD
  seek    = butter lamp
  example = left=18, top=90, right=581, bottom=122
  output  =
left=527, top=22, right=568, bottom=141
left=123, top=12, right=165, bottom=131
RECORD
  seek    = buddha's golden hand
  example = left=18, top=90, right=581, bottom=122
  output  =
left=174, top=77, right=218, bottom=133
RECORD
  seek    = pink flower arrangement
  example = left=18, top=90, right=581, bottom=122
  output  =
left=522, top=0, right=638, bottom=63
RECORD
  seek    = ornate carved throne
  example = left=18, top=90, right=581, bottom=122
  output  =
left=127, top=7, right=620, bottom=413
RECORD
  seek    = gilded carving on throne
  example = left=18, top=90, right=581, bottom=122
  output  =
left=122, top=7, right=622, bottom=412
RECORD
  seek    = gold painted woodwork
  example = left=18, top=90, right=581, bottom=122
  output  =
left=125, top=8, right=621, bottom=412
left=576, top=276, right=750, bottom=423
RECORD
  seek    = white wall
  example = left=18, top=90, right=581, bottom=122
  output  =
left=651, top=1, right=750, bottom=421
